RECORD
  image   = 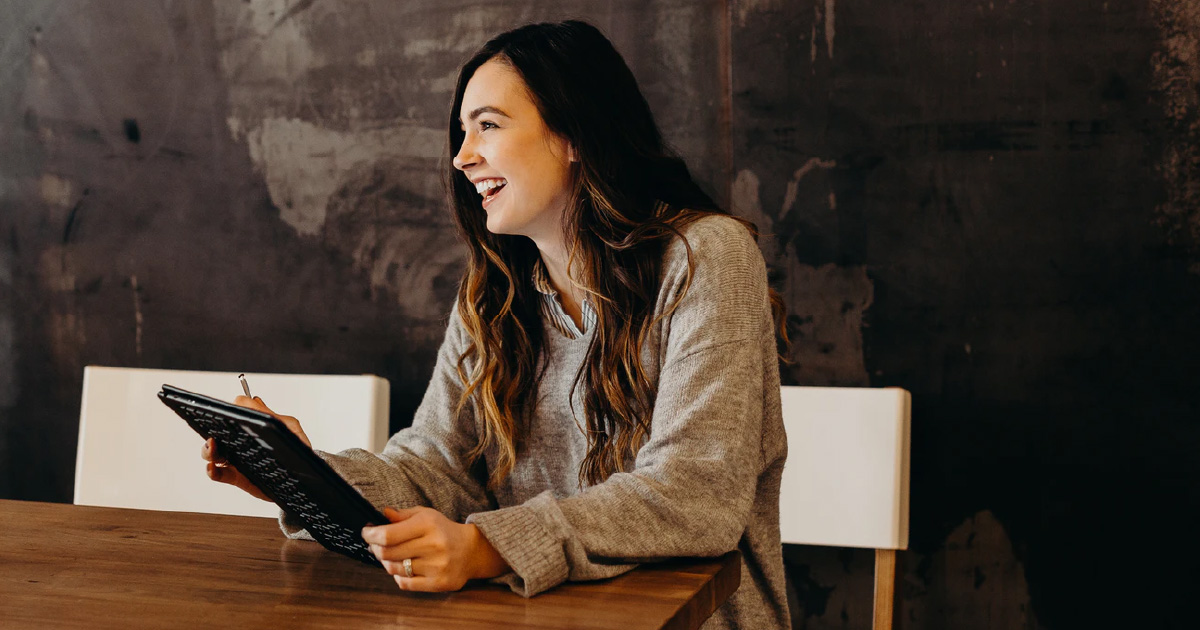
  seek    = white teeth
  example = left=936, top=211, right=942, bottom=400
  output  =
left=474, top=178, right=507, bottom=196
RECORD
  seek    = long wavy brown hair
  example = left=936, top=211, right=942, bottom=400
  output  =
left=446, top=21, right=788, bottom=489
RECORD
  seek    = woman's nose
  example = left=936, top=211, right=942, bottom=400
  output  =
left=453, top=136, right=480, bottom=171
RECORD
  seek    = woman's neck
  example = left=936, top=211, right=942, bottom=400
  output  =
left=535, top=238, right=587, bottom=329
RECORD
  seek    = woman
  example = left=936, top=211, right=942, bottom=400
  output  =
left=203, top=20, right=791, bottom=630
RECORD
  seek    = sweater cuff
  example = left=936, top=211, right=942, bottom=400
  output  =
left=278, top=508, right=314, bottom=540
left=467, top=499, right=569, bottom=597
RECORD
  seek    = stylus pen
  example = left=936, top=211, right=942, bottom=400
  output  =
left=238, top=373, right=252, bottom=398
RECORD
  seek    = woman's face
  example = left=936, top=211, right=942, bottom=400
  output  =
left=453, top=59, right=576, bottom=242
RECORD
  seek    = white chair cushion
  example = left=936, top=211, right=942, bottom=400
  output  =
left=779, top=386, right=910, bottom=550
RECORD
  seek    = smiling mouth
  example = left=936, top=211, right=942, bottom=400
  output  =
left=475, top=178, right=507, bottom=207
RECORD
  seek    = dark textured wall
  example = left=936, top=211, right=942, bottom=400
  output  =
left=2, top=1, right=1198, bottom=629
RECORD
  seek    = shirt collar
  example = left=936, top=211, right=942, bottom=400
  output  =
left=531, top=257, right=558, bottom=297
left=531, top=199, right=667, bottom=297
left=531, top=257, right=594, bottom=310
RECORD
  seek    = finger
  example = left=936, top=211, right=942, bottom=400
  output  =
left=231, top=397, right=311, bottom=446
left=381, top=555, right=425, bottom=577
left=202, top=438, right=229, bottom=466
left=233, top=395, right=272, bottom=414
left=394, top=575, right=449, bottom=592
left=275, top=415, right=311, bottom=445
left=208, top=460, right=245, bottom=484
left=384, top=506, right=420, bottom=523
left=207, top=460, right=234, bottom=484
left=208, top=459, right=241, bottom=485
left=252, top=396, right=279, bottom=414
left=370, top=539, right=429, bottom=563
left=362, top=507, right=423, bottom=543
left=232, top=475, right=266, bottom=498
left=221, top=465, right=270, bottom=500
left=206, top=456, right=270, bottom=501
left=362, top=516, right=425, bottom=547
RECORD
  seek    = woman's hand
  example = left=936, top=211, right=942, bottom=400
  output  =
left=200, top=395, right=312, bottom=501
left=362, top=507, right=510, bottom=592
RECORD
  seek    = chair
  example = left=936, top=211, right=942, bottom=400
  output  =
left=779, top=386, right=911, bottom=630
left=74, top=366, right=390, bottom=518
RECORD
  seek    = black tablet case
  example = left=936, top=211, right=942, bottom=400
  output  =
left=158, top=384, right=388, bottom=565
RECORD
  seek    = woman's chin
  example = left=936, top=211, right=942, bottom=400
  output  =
left=484, top=212, right=512, bottom=236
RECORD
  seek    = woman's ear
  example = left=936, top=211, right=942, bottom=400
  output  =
left=568, top=144, right=579, bottom=163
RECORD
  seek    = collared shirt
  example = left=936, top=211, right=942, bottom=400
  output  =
left=530, top=201, right=668, bottom=339
left=532, top=257, right=596, bottom=340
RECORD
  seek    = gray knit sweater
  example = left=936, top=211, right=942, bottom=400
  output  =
left=281, top=215, right=791, bottom=630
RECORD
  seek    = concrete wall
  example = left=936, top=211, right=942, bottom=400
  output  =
left=2, top=1, right=1198, bottom=628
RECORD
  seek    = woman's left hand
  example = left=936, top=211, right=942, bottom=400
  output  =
left=362, top=507, right=510, bottom=592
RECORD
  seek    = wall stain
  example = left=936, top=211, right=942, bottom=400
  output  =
left=60, top=187, right=88, bottom=245
left=905, top=511, right=1039, bottom=629
left=732, top=167, right=872, bottom=386
left=322, top=158, right=465, bottom=322
left=235, top=116, right=442, bottom=235
left=781, top=158, right=837, bottom=223
left=216, top=0, right=317, bottom=84
left=823, top=0, right=835, bottom=60
left=122, top=118, right=140, bottom=143
left=273, top=0, right=319, bottom=30
left=1152, top=0, right=1200, bottom=262
left=39, top=174, right=72, bottom=209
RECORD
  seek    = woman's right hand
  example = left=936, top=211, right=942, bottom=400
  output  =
left=200, top=395, right=312, bottom=502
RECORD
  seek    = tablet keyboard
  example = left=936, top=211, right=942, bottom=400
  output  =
left=179, top=403, right=381, bottom=566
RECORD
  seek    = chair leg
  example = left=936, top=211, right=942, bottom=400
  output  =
left=872, top=548, right=900, bottom=630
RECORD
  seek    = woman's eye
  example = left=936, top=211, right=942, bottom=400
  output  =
left=480, top=121, right=498, bottom=131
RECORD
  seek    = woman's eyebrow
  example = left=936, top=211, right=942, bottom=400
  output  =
left=460, top=105, right=511, bottom=123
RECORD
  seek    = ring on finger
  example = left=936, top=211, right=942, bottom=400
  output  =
left=402, top=558, right=414, bottom=578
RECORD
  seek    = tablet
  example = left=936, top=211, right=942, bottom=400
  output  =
left=157, top=384, right=388, bottom=565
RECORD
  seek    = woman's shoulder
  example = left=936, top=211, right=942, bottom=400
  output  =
left=661, top=212, right=765, bottom=278
left=653, top=212, right=770, bottom=344
left=672, top=212, right=755, bottom=243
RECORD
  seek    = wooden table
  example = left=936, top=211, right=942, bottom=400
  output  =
left=0, top=500, right=740, bottom=629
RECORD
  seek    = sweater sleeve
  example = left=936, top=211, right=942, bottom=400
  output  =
left=280, top=304, right=494, bottom=539
left=466, top=217, right=772, bottom=596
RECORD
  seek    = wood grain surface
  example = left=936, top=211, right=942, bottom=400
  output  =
left=872, top=548, right=899, bottom=630
left=0, top=500, right=740, bottom=630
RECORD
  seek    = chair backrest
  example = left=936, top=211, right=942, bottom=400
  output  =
left=779, top=386, right=911, bottom=550
left=74, top=366, right=390, bottom=518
